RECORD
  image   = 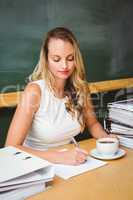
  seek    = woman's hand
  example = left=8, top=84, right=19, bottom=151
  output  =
left=108, top=133, right=119, bottom=139
left=56, top=147, right=88, bottom=165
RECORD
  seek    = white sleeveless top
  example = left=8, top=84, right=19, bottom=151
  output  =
left=24, top=80, right=81, bottom=150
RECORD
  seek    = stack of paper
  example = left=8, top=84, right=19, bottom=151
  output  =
left=108, top=98, right=133, bottom=127
left=0, top=146, right=54, bottom=200
left=105, top=98, right=133, bottom=149
left=110, top=122, right=133, bottom=137
left=117, top=136, right=133, bottom=149
left=0, top=183, right=45, bottom=200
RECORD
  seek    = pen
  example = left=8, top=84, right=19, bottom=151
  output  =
left=71, top=137, right=80, bottom=148
left=71, top=137, right=88, bottom=163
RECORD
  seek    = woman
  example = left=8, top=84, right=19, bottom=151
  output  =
left=5, top=27, right=110, bottom=165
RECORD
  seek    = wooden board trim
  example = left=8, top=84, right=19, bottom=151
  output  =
left=0, top=77, right=133, bottom=108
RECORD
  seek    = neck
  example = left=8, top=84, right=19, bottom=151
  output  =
left=53, top=79, right=66, bottom=98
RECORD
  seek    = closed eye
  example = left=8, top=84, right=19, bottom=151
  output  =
left=53, top=58, right=60, bottom=62
left=67, top=58, right=74, bottom=61
left=67, top=55, right=74, bottom=61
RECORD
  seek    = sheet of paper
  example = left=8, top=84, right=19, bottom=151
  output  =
left=54, top=156, right=107, bottom=180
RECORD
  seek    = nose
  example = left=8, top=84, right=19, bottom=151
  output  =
left=61, top=60, right=68, bottom=69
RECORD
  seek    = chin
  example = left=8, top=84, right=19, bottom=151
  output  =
left=59, top=75, right=70, bottom=80
left=56, top=73, right=71, bottom=80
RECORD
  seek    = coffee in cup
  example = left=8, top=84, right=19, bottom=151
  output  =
left=96, top=137, right=119, bottom=156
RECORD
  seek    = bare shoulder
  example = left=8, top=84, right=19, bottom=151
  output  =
left=25, top=82, right=41, bottom=93
left=20, top=82, right=41, bottom=112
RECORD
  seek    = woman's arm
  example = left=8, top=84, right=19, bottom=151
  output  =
left=5, top=83, right=41, bottom=146
left=5, top=83, right=88, bottom=165
left=83, top=94, right=108, bottom=139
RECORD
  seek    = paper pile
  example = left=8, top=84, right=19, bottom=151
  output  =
left=105, top=98, right=133, bottom=149
left=0, top=146, right=54, bottom=200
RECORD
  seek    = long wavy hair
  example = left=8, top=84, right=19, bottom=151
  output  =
left=30, top=27, right=90, bottom=132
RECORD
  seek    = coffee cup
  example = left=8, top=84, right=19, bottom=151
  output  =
left=96, top=137, right=119, bottom=156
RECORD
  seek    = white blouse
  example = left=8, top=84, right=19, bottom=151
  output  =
left=24, top=80, right=81, bottom=150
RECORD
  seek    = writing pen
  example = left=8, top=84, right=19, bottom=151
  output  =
left=71, top=137, right=80, bottom=148
left=71, top=137, right=88, bottom=163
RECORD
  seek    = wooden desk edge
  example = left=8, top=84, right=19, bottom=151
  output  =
left=26, top=139, right=133, bottom=200
left=0, top=77, right=133, bottom=108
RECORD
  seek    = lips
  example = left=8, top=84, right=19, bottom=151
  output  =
left=58, top=70, right=69, bottom=74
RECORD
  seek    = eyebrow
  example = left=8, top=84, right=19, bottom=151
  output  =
left=50, top=53, right=74, bottom=58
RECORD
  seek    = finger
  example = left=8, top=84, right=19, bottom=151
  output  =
left=75, top=157, right=87, bottom=165
left=75, top=152, right=88, bottom=162
left=75, top=147, right=88, bottom=155
left=109, top=134, right=119, bottom=139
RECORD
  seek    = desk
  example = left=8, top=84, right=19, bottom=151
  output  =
left=26, top=139, right=133, bottom=200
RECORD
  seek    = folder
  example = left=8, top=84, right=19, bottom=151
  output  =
left=0, top=146, right=54, bottom=193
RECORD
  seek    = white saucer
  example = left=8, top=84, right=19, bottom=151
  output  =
left=90, top=148, right=126, bottom=160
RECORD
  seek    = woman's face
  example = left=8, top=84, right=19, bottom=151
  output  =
left=47, top=38, right=75, bottom=81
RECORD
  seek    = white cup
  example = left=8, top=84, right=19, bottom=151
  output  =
left=96, top=137, right=119, bottom=156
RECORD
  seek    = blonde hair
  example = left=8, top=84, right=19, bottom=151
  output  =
left=30, top=27, right=90, bottom=131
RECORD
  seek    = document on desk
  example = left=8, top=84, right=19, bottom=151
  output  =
left=54, top=156, right=107, bottom=180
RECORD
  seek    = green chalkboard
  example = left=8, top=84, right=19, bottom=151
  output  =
left=0, top=0, right=133, bottom=93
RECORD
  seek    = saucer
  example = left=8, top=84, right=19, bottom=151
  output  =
left=90, top=148, right=126, bottom=160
